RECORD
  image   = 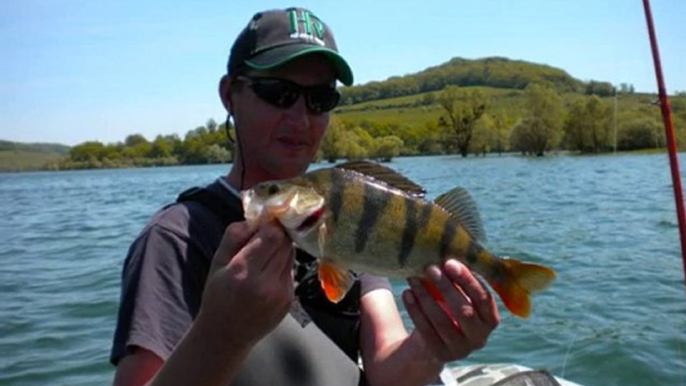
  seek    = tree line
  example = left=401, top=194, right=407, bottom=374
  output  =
left=50, top=116, right=408, bottom=170
left=48, top=83, right=685, bottom=170
left=330, top=85, right=686, bottom=159
left=466, top=85, right=684, bottom=156
left=48, top=119, right=233, bottom=170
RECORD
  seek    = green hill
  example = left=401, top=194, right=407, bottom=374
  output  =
left=0, top=140, right=70, bottom=155
left=334, top=86, right=660, bottom=128
left=329, top=56, right=685, bottom=157
left=335, top=86, right=530, bottom=128
left=0, top=140, right=70, bottom=172
left=339, top=56, right=590, bottom=105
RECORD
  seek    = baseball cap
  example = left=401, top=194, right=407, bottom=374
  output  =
left=228, top=7, right=353, bottom=86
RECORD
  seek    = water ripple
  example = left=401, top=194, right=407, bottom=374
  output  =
left=2, top=158, right=685, bottom=386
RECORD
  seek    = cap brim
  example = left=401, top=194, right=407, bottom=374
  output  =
left=245, top=44, right=353, bottom=86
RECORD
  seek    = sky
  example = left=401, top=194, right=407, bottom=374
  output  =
left=1, top=0, right=685, bottom=146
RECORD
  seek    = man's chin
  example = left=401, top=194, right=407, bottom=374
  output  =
left=266, top=156, right=311, bottom=178
left=277, top=142, right=313, bottom=157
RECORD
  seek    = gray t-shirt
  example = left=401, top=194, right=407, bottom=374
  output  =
left=110, top=179, right=391, bottom=386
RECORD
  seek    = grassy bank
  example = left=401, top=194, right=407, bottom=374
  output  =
left=0, top=150, right=64, bottom=172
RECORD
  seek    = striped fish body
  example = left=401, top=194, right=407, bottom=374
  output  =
left=296, top=167, right=492, bottom=279
left=242, top=162, right=555, bottom=318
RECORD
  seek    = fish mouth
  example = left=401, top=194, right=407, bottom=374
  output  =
left=296, top=206, right=324, bottom=232
left=268, top=191, right=299, bottom=216
left=242, top=188, right=298, bottom=226
left=241, top=189, right=263, bottom=227
left=242, top=185, right=324, bottom=232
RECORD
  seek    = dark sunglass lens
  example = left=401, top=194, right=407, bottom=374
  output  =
left=248, top=77, right=339, bottom=113
left=251, top=79, right=299, bottom=108
left=306, top=88, right=340, bottom=114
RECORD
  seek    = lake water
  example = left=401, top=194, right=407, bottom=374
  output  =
left=0, top=154, right=684, bottom=386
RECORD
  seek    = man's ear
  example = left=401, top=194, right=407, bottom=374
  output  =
left=219, top=75, right=233, bottom=113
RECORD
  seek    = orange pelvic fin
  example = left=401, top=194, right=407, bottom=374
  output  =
left=489, top=259, right=556, bottom=318
left=420, top=278, right=461, bottom=331
left=420, top=278, right=445, bottom=303
left=318, top=260, right=356, bottom=303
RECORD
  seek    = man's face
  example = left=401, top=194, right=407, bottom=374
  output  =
left=227, top=55, right=337, bottom=185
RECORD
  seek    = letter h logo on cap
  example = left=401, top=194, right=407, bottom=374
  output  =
left=287, top=8, right=326, bottom=46
left=227, top=7, right=354, bottom=86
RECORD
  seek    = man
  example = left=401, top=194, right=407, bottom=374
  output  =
left=111, top=7, right=499, bottom=386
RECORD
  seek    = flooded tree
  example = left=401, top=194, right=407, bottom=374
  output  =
left=372, top=135, right=404, bottom=162
left=471, top=111, right=514, bottom=156
left=320, top=118, right=349, bottom=162
left=437, top=85, right=487, bottom=157
left=510, top=84, right=563, bottom=156
left=564, top=96, right=612, bottom=153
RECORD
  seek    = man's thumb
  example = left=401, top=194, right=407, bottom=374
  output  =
left=211, top=221, right=255, bottom=270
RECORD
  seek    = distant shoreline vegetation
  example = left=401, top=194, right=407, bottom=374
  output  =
left=2, top=57, right=685, bottom=172
left=0, top=148, right=672, bottom=174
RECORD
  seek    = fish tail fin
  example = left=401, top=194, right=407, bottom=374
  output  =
left=489, top=259, right=556, bottom=318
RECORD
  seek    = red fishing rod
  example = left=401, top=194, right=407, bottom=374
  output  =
left=642, top=0, right=686, bottom=285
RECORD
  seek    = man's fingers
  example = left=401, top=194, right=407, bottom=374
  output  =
left=407, top=277, right=464, bottom=346
left=261, top=232, right=296, bottom=279
left=211, top=221, right=256, bottom=271
left=401, top=289, right=449, bottom=362
left=426, top=263, right=483, bottom=350
left=443, top=260, right=500, bottom=328
left=429, top=261, right=499, bottom=352
left=243, top=223, right=292, bottom=272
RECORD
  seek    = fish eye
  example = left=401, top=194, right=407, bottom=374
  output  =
left=267, top=184, right=280, bottom=195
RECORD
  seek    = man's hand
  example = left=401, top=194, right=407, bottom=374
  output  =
left=402, top=260, right=500, bottom=363
left=198, top=221, right=296, bottom=348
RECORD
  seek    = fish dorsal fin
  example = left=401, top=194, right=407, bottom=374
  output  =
left=434, top=187, right=487, bottom=243
left=335, top=161, right=426, bottom=198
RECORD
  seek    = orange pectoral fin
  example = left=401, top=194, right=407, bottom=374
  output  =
left=318, top=261, right=355, bottom=303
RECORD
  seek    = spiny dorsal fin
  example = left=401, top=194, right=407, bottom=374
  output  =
left=434, top=187, right=487, bottom=242
left=335, top=161, right=426, bottom=198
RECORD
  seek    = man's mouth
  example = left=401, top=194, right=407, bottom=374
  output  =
left=278, top=137, right=310, bottom=149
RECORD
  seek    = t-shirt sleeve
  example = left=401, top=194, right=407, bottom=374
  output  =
left=110, top=223, right=206, bottom=365
left=358, top=273, right=392, bottom=297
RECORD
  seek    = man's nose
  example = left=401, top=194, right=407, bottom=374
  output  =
left=284, top=95, right=310, bottom=130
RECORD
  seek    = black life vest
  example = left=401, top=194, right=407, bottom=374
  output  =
left=176, top=186, right=362, bottom=362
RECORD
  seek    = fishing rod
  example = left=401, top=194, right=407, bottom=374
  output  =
left=642, top=0, right=686, bottom=287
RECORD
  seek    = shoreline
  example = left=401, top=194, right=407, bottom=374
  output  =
left=0, top=149, right=674, bottom=174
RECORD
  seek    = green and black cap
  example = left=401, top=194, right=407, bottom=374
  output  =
left=228, top=7, right=353, bottom=86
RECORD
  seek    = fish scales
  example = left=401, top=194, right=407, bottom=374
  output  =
left=309, top=168, right=486, bottom=278
left=406, top=200, right=451, bottom=272
left=398, top=195, right=420, bottom=268
left=243, top=162, right=556, bottom=317
left=326, top=166, right=345, bottom=224
left=329, top=169, right=413, bottom=275
left=298, top=168, right=513, bottom=280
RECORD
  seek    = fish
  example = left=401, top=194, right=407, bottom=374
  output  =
left=241, top=161, right=555, bottom=318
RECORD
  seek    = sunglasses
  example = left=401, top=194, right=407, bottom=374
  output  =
left=236, top=76, right=340, bottom=114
